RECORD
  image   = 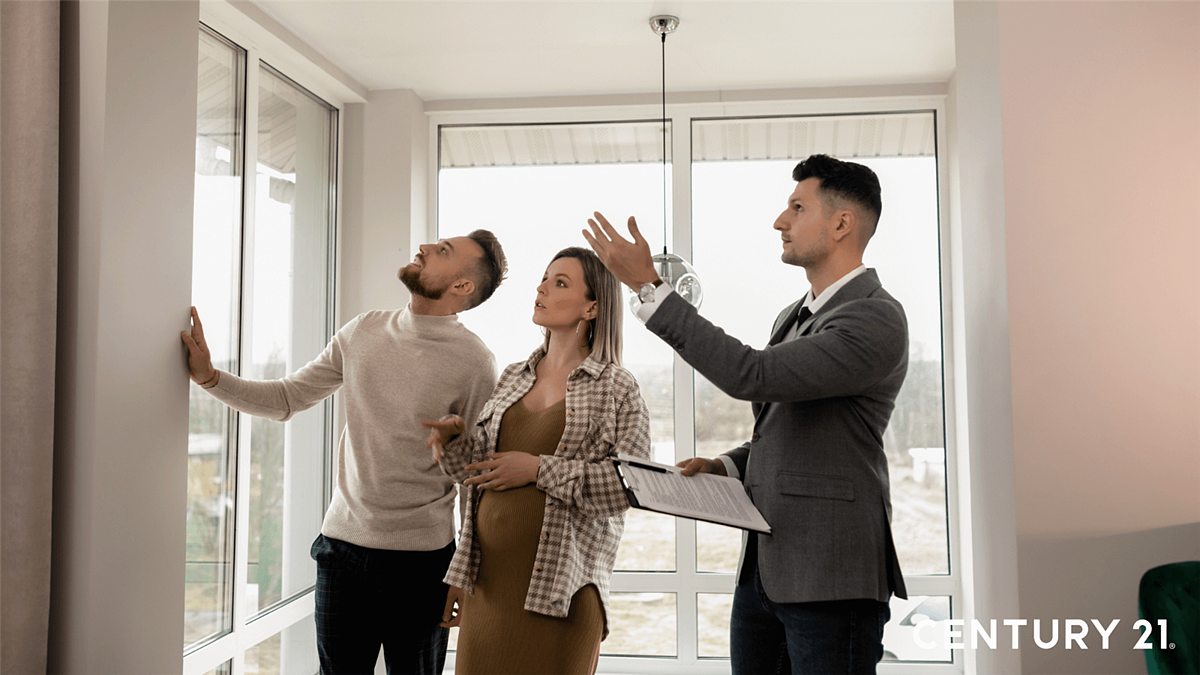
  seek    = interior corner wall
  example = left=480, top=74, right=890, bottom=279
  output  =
left=996, top=2, right=1200, bottom=674
left=51, top=1, right=198, bottom=671
left=948, top=2, right=1022, bottom=673
left=338, top=89, right=427, bottom=322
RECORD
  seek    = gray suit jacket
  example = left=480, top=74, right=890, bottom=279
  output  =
left=645, top=268, right=908, bottom=604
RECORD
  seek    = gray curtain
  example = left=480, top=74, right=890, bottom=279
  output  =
left=0, top=1, right=60, bottom=672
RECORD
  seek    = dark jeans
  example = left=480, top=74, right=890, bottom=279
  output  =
left=731, top=564, right=890, bottom=675
left=311, top=534, right=455, bottom=675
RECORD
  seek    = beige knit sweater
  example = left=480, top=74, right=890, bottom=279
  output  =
left=205, top=307, right=497, bottom=550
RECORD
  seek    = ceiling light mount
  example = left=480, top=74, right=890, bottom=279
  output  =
left=649, top=15, right=679, bottom=37
left=628, top=13, right=703, bottom=315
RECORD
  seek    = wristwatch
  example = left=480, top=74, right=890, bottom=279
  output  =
left=638, top=278, right=664, bottom=304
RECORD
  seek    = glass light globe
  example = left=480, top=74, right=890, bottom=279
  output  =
left=628, top=252, right=703, bottom=315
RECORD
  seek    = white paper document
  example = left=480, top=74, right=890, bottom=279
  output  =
left=612, top=454, right=771, bottom=533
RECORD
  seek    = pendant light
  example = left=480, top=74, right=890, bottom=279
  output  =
left=629, top=15, right=703, bottom=315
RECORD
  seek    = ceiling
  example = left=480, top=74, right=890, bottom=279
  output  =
left=251, top=1, right=957, bottom=101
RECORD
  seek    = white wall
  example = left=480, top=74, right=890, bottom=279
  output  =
left=997, top=2, right=1200, bottom=674
left=329, top=83, right=429, bottom=675
left=947, top=3, right=1022, bottom=672
left=51, top=1, right=198, bottom=672
left=339, top=89, right=426, bottom=322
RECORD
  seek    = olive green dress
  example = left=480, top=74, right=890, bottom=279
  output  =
left=454, top=398, right=603, bottom=675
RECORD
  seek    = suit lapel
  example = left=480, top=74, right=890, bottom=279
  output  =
left=767, top=298, right=804, bottom=346
left=752, top=270, right=885, bottom=423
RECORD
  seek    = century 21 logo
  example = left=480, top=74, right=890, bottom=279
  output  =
left=915, top=618, right=1175, bottom=650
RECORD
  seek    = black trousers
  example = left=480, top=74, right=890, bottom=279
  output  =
left=731, top=563, right=890, bottom=675
left=311, top=534, right=456, bottom=675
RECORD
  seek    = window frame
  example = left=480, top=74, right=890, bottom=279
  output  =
left=183, top=8, right=346, bottom=674
left=428, top=91, right=962, bottom=675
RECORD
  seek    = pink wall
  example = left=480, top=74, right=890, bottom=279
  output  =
left=998, top=2, right=1199, bottom=672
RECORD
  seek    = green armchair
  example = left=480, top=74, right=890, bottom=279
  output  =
left=1140, top=561, right=1199, bottom=675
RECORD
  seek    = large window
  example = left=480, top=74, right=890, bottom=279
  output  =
left=185, top=23, right=338, bottom=675
left=690, top=115, right=951, bottom=666
left=436, top=107, right=956, bottom=672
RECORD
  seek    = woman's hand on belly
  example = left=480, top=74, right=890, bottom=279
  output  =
left=465, top=452, right=541, bottom=492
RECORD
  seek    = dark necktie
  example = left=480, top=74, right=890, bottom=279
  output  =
left=769, top=303, right=813, bottom=346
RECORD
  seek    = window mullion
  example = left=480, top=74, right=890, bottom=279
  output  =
left=669, top=107, right=702, bottom=666
left=242, top=592, right=317, bottom=648
left=900, top=575, right=959, bottom=596
left=183, top=632, right=237, bottom=675
left=323, top=108, right=341, bottom=512
left=229, top=48, right=262, bottom=675
left=934, top=103, right=963, bottom=599
left=677, top=569, right=700, bottom=666
left=609, top=572, right=679, bottom=593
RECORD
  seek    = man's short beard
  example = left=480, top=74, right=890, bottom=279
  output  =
left=781, top=250, right=813, bottom=268
left=399, top=266, right=446, bottom=300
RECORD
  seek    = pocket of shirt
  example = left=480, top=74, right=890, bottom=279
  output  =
left=584, top=417, right=617, bottom=458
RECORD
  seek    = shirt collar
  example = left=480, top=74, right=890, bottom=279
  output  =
left=802, top=264, right=868, bottom=314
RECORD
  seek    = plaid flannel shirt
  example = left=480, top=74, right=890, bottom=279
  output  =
left=439, top=347, right=651, bottom=635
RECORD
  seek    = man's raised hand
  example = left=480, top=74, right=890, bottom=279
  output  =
left=582, top=212, right=660, bottom=291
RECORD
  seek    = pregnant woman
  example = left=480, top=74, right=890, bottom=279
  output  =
left=424, top=246, right=651, bottom=675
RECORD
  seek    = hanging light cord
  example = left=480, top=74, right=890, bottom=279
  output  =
left=661, top=31, right=669, bottom=257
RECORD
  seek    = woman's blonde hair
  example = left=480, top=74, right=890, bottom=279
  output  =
left=541, top=247, right=623, bottom=365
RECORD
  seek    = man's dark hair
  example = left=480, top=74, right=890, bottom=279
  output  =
left=465, top=229, right=507, bottom=309
left=793, top=154, right=883, bottom=238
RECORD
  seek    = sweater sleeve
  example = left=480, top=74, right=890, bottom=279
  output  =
left=537, top=374, right=651, bottom=518
left=204, top=316, right=357, bottom=421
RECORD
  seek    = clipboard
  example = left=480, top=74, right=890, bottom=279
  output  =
left=612, top=454, right=771, bottom=533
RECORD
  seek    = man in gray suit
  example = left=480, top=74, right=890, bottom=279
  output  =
left=584, top=154, right=908, bottom=674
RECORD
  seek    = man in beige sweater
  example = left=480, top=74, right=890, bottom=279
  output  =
left=182, top=230, right=507, bottom=675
